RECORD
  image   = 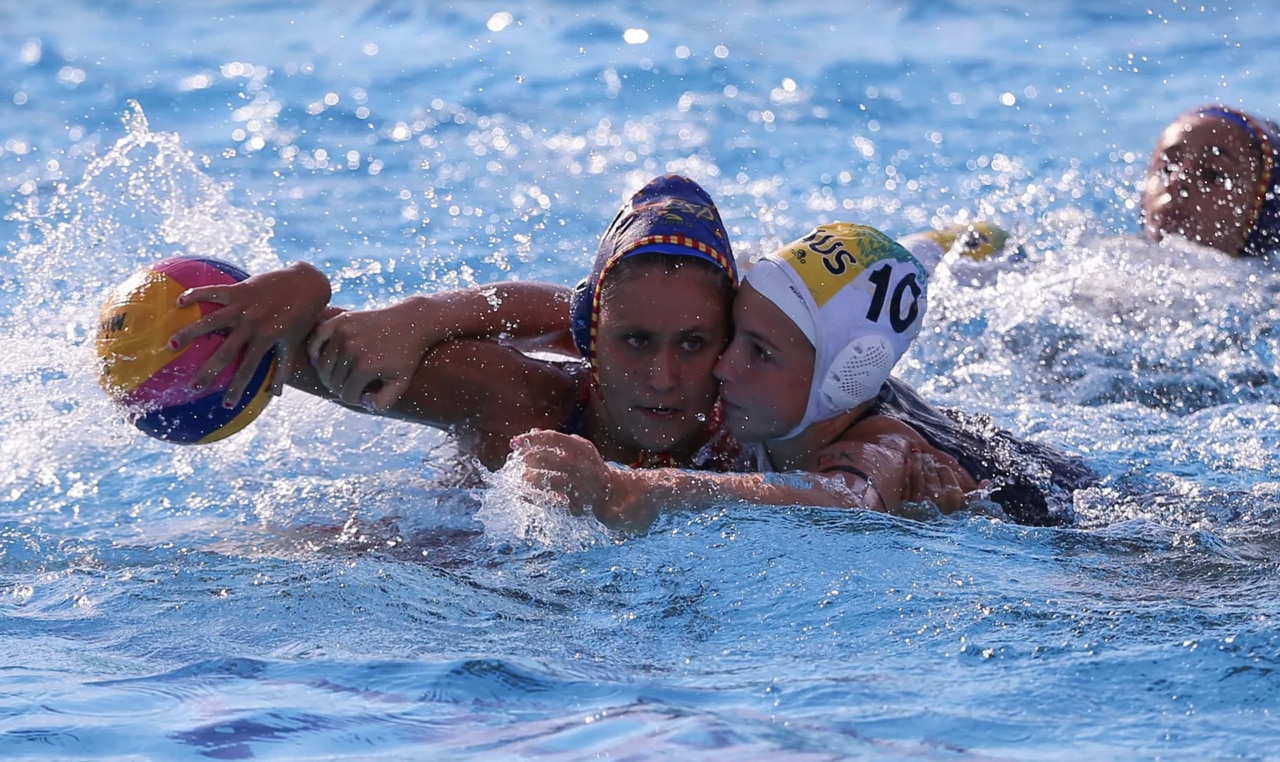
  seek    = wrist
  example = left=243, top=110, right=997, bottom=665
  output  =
left=388, top=296, right=450, bottom=349
left=601, top=463, right=623, bottom=507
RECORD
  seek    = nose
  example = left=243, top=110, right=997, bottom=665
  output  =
left=648, top=345, right=678, bottom=391
left=712, top=343, right=737, bottom=384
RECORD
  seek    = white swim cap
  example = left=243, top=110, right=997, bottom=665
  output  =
left=743, top=222, right=928, bottom=439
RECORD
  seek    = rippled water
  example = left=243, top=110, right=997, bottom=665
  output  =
left=3, top=2, right=1280, bottom=759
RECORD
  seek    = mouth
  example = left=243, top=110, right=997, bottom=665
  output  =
left=1149, top=208, right=1187, bottom=238
left=1150, top=194, right=1201, bottom=230
left=635, top=405, right=680, bottom=420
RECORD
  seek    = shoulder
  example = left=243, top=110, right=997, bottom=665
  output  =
left=493, top=349, right=584, bottom=424
left=468, top=351, right=583, bottom=466
left=808, top=413, right=933, bottom=477
left=841, top=412, right=928, bottom=447
left=810, top=414, right=919, bottom=475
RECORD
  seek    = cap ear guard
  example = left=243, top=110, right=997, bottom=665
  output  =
left=820, top=334, right=896, bottom=411
left=569, top=277, right=592, bottom=359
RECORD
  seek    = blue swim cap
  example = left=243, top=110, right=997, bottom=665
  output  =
left=570, top=174, right=737, bottom=365
left=1194, top=105, right=1280, bottom=257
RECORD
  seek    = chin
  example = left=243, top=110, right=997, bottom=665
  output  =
left=631, top=429, right=697, bottom=454
left=725, top=419, right=775, bottom=444
left=723, top=411, right=762, bottom=442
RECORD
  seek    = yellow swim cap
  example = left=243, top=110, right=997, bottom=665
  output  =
left=919, top=221, right=1010, bottom=262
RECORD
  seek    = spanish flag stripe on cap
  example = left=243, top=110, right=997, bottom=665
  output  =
left=588, top=233, right=738, bottom=365
left=608, top=234, right=737, bottom=286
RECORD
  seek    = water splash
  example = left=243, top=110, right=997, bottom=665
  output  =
left=0, top=101, right=287, bottom=521
left=918, top=215, right=1280, bottom=416
left=476, top=456, right=613, bottom=550
left=6, top=100, right=280, bottom=322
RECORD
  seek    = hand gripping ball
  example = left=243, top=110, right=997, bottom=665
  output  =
left=95, top=257, right=276, bottom=444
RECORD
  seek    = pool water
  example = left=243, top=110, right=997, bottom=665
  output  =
left=3, top=2, right=1280, bottom=759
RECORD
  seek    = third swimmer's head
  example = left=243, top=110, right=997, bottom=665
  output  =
left=1143, top=104, right=1280, bottom=257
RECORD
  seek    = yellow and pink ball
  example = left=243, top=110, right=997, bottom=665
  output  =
left=95, top=257, right=276, bottom=444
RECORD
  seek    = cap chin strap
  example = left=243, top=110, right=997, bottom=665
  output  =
left=778, top=334, right=895, bottom=441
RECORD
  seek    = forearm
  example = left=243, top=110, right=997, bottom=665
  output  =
left=599, top=467, right=881, bottom=531
left=282, top=304, right=344, bottom=394
left=396, top=282, right=572, bottom=341
left=288, top=282, right=572, bottom=410
left=642, top=470, right=861, bottom=507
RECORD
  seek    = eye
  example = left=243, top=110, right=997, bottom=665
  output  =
left=1199, top=167, right=1225, bottom=187
left=623, top=333, right=650, bottom=349
left=680, top=335, right=707, bottom=352
left=752, top=342, right=774, bottom=362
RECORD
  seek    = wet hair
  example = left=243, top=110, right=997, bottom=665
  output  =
left=598, top=252, right=735, bottom=305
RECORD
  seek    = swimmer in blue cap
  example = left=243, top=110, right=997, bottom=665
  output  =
left=552, top=173, right=741, bottom=468
left=1143, top=104, right=1280, bottom=258
left=170, top=174, right=740, bottom=471
left=514, top=222, right=1095, bottom=530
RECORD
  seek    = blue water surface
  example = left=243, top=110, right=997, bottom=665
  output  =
left=3, top=2, right=1280, bottom=759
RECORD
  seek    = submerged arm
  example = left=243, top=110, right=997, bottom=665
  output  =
left=512, top=428, right=970, bottom=533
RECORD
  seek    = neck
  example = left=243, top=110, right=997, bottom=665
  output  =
left=762, top=401, right=874, bottom=472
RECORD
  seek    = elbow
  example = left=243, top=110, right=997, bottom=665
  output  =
left=287, top=261, right=333, bottom=303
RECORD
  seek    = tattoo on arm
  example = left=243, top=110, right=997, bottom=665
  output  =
left=818, top=463, right=886, bottom=511
left=817, top=451, right=860, bottom=467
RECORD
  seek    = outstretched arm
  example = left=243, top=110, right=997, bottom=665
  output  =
left=511, top=428, right=973, bottom=533
left=167, top=263, right=572, bottom=411
left=306, top=282, right=573, bottom=411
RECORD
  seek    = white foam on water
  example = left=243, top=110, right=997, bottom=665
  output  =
left=476, top=454, right=614, bottom=551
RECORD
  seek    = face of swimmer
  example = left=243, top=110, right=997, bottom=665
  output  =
left=590, top=258, right=732, bottom=457
left=712, top=282, right=813, bottom=442
left=1143, top=112, right=1265, bottom=256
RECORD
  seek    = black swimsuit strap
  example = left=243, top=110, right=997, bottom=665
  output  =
left=556, top=363, right=593, bottom=437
